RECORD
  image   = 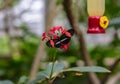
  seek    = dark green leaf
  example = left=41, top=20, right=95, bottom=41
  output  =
left=44, top=61, right=65, bottom=78
left=28, top=62, right=64, bottom=84
left=64, top=66, right=110, bottom=73
left=18, top=76, right=28, bottom=84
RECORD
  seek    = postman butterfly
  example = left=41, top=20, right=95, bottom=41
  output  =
left=46, top=29, right=74, bottom=48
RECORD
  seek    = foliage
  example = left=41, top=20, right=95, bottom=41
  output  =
left=18, top=76, right=28, bottom=84
left=105, top=0, right=120, bottom=19
left=29, top=62, right=109, bottom=84
left=108, top=17, right=120, bottom=28
left=0, top=25, right=39, bottom=82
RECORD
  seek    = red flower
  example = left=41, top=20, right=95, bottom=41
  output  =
left=53, top=35, right=58, bottom=39
left=42, top=32, right=47, bottom=41
left=60, top=43, right=70, bottom=50
left=41, top=26, right=71, bottom=50
left=48, top=26, right=63, bottom=36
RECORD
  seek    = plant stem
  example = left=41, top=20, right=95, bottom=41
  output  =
left=50, top=49, right=57, bottom=79
left=47, top=79, right=52, bottom=84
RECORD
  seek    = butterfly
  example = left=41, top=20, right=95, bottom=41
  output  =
left=46, top=29, right=74, bottom=48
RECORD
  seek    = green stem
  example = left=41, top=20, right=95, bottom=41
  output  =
left=50, top=49, right=57, bottom=79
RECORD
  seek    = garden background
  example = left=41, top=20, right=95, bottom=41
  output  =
left=0, top=0, right=120, bottom=84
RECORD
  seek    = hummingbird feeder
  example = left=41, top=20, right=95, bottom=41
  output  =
left=87, top=0, right=109, bottom=34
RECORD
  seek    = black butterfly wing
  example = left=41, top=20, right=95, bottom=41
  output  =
left=67, top=29, right=74, bottom=36
left=59, top=36, right=71, bottom=44
left=54, top=39, right=62, bottom=48
left=46, top=39, right=62, bottom=48
left=46, top=40, right=52, bottom=47
left=60, top=29, right=74, bottom=44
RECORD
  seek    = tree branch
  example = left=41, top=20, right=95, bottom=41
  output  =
left=106, top=73, right=120, bottom=84
left=4, top=10, right=14, bottom=58
left=29, top=42, right=46, bottom=81
left=101, top=57, right=120, bottom=84
left=29, top=0, right=58, bottom=81
left=63, top=0, right=100, bottom=84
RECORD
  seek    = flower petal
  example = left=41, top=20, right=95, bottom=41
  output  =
left=60, top=43, right=70, bottom=50
left=57, top=26, right=63, bottom=30
left=50, top=40, right=54, bottom=47
left=42, top=32, right=47, bottom=41
left=62, top=29, right=67, bottom=34
left=63, top=45, right=68, bottom=50
left=53, top=35, right=59, bottom=39
left=65, top=32, right=71, bottom=37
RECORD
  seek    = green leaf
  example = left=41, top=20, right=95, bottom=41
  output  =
left=64, top=66, right=110, bottom=73
left=28, top=72, right=46, bottom=84
left=29, top=62, right=64, bottom=84
left=18, top=76, right=28, bottom=84
left=44, top=61, right=65, bottom=78
left=0, top=80, right=14, bottom=84
left=29, top=62, right=110, bottom=84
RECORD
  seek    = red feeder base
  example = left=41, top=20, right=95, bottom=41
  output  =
left=87, top=16, right=105, bottom=34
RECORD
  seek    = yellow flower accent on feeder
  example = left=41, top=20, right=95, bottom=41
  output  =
left=100, top=16, right=109, bottom=29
